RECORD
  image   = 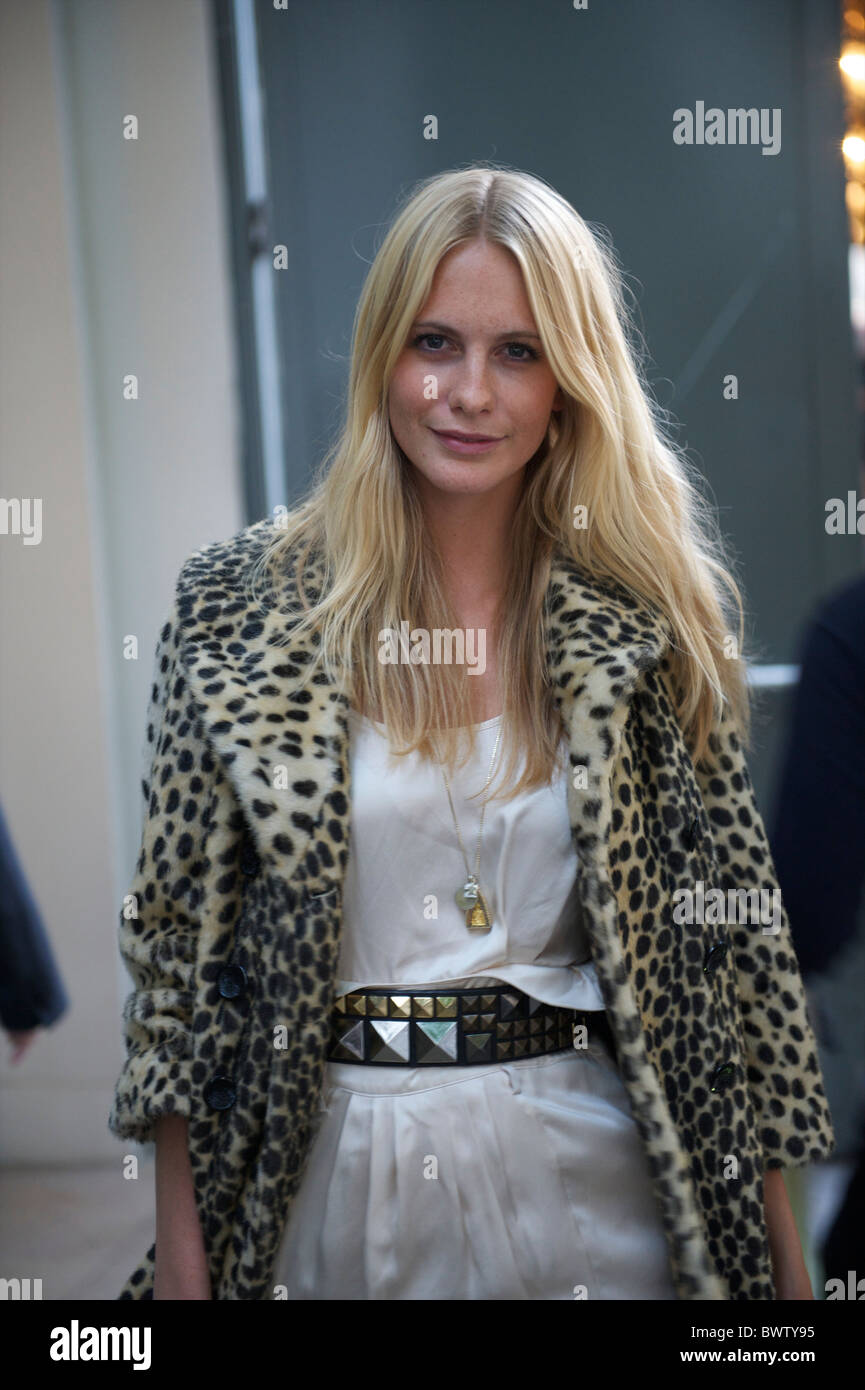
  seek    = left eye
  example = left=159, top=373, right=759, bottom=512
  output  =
left=504, top=342, right=537, bottom=361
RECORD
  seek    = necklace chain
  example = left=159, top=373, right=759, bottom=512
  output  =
left=441, top=721, right=502, bottom=888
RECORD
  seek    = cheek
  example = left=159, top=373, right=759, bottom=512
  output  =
left=513, top=381, right=557, bottom=433
left=388, top=363, right=426, bottom=424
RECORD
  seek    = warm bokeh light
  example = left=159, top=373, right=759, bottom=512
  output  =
left=843, top=132, right=865, bottom=163
left=843, top=9, right=865, bottom=240
left=846, top=179, right=865, bottom=215
left=840, top=42, right=865, bottom=82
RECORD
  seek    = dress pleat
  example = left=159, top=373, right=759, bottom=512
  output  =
left=272, top=1035, right=678, bottom=1299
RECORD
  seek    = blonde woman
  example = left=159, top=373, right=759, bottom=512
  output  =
left=110, top=164, right=835, bottom=1301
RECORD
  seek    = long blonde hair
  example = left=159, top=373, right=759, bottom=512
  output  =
left=247, top=163, right=752, bottom=801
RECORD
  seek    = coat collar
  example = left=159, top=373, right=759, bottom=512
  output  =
left=176, top=517, right=674, bottom=888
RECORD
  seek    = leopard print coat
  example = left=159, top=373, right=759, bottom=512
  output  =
left=108, top=515, right=835, bottom=1300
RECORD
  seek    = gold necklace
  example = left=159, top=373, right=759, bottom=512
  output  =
left=441, top=721, right=503, bottom=933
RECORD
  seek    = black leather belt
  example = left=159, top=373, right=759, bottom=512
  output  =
left=327, top=983, right=615, bottom=1066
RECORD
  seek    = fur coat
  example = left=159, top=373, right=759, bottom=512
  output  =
left=109, top=516, right=835, bottom=1299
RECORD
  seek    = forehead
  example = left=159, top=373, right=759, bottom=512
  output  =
left=418, top=241, right=536, bottom=329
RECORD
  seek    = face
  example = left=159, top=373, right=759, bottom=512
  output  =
left=387, top=239, right=564, bottom=500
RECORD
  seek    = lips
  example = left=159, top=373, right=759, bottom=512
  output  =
left=429, top=428, right=505, bottom=456
left=431, top=429, right=503, bottom=442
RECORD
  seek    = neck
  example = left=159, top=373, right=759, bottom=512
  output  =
left=415, top=476, right=520, bottom=614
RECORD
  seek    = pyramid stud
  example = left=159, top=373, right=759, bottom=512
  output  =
left=499, top=992, right=522, bottom=1020
left=464, top=1032, right=494, bottom=1063
left=330, top=1019, right=365, bottom=1061
left=434, top=996, right=457, bottom=1018
left=416, top=1020, right=458, bottom=1063
left=369, top=1019, right=410, bottom=1062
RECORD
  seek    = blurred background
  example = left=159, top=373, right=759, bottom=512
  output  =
left=0, top=0, right=863, bottom=1299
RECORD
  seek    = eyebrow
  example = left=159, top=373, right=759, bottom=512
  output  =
left=412, top=319, right=542, bottom=340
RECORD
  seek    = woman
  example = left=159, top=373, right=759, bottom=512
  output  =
left=109, top=164, right=835, bottom=1300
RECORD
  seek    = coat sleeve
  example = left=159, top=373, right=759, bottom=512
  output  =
left=108, top=594, right=211, bottom=1145
left=695, top=699, right=836, bottom=1171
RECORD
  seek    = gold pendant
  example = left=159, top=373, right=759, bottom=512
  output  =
left=465, top=892, right=492, bottom=933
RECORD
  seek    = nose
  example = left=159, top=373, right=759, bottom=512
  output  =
left=447, top=348, right=495, bottom=416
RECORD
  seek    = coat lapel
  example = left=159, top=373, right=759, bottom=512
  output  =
left=176, top=522, right=351, bottom=895
left=542, top=550, right=674, bottom=866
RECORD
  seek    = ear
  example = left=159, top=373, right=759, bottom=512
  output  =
left=551, top=386, right=565, bottom=413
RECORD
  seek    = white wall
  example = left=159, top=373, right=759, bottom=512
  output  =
left=0, top=0, right=244, bottom=1162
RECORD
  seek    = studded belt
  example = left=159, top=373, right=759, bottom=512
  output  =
left=327, top=983, right=615, bottom=1066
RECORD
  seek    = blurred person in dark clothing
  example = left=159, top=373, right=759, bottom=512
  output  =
left=0, top=798, right=68, bottom=1061
left=770, top=568, right=865, bottom=1293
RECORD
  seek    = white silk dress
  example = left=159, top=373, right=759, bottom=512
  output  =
left=270, top=710, right=679, bottom=1300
